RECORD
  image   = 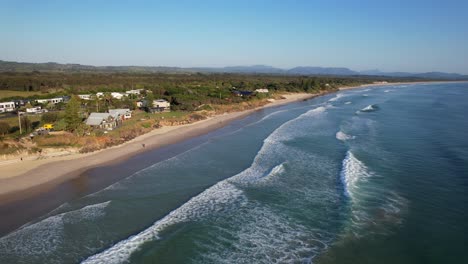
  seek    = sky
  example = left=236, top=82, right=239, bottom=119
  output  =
left=1, top=0, right=468, bottom=74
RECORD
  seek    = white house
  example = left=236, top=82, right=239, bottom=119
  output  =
left=109, top=109, right=132, bottom=120
left=96, top=92, right=105, bottom=98
left=0, top=101, right=15, bottom=113
left=125, top=89, right=144, bottom=95
left=111, top=92, right=127, bottom=100
left=255, top=89, right=269, bottom=93
left=152, top=99, right=171, bottom=112
left=36, top=97, right=64, bottom=104
left=26, top=106, right=46, bottom=114
left=78, top=94, right=93, bottom=100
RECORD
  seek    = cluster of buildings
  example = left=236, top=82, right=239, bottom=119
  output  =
left=0, top=96, right=70, bottom=113
left=78, top=89, right=145, bottom=101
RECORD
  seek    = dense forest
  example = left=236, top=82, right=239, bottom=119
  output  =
left=0, top=72, right=421, bottom=111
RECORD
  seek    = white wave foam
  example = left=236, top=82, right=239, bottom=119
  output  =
left=83, top=105, right=330, bottom=264
left=194, top=204, right=333, bottom=264
left=336, top=131, right=355, bottom=141
left=340, top=151, right=371, bottom=199
left=344, top=101, right=352, bottom=105
left=328, top=93, right=344, bottom=102
left=0, top=201, right=110, bottom=260
left=359, top=104, right=378, bottom=112
left=82, top=182, right=245, bottom=264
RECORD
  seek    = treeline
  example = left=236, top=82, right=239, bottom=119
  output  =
left=0, top=72, right=409, bottom=111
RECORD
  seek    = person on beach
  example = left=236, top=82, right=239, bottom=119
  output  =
left=142, top=143, right=146, bottom=148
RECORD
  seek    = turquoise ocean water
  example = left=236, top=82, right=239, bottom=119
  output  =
left=1, top=82, right=467, bottom=263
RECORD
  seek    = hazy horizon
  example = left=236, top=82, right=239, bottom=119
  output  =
left=1, top=0, right=468, bottom=74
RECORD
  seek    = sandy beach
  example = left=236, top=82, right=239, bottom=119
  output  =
left=0, top=92, right=322, bottom=203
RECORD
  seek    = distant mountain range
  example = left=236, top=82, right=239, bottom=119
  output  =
left=1, top=60, right=467, bottom=80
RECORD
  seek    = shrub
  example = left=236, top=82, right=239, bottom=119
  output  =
left=41, top=112, right=59, bottom=123
left=0, top=122, right=10, bottom=136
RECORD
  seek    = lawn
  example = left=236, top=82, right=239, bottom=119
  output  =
left=0, top=90, right=44, bottom=100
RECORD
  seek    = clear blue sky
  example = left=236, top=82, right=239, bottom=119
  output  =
left=1, top=0, right=467, bottom=73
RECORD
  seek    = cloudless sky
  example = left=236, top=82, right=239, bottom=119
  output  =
left=1, top=0, right=467, bottom=73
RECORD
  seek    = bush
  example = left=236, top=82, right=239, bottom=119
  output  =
left=0, top=122, right=10, bottom=136
left=41, top=112, right=59, bottom=123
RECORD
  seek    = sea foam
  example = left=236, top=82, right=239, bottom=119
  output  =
left=0, top=201, right=110, bottom=263
left=82, top=105, right=331, bottom=264
left=336, top=131, right=356, bottom=141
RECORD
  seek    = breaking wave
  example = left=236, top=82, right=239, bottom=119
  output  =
left=339, top=151, right=371, bottom=199
left=359, top=104, right=379, bottom=112
left=339, top=151, right=408, bottom=237
left=0, top=201, right=110, bottom=263
left=336, top=131, right=355, bottom=141
left=82, top=105, right=330, bottom=264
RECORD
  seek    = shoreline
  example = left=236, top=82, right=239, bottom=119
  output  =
left=0, top=92, right=320, bottom=204
left=0, top=80, right=462, bottom=204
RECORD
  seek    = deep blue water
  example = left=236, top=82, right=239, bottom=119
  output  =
left=1, top=82, right=467, bottom=263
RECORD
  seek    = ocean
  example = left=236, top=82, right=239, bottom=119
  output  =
left=1, top=82, right=467, bottom=263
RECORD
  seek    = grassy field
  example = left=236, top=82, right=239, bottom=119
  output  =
left=0, top=90, right=43, bottom=100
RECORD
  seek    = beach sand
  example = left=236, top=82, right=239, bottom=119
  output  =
left=0, top=93, right=319, bottom=203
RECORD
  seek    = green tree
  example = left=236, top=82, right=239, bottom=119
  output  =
left=0, top=121, right=10, bottom=136
left=21, top=116, right=32, bottom=133
left=64, top=95, right=82, bottom=132
left=41, top=112, right=58, bottom=123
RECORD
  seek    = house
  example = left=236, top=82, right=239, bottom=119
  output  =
left=151, top=99, right=171, bottom=112
left=125, top=89, right=144, bottom=95
left=35, top=97, right=65, bottom=105
left=109, top=109, right=132, bottom=120
left=78, top=94, right=93, bottom=100
left=26, top=106, right=46, bottom=114
left=232, top=90, right=253, bottom=97
left=0, top=101, right=15, bottom=113
left=85, top=113, right=120, bottom=130
left=255, top=89, right=269, bottom=93
left=136, top=100, right=147, bottom=108
left=96, top=92, right=105, bottom=98
left=111, top=92, right=126, bottom=100
left=13, top=99, right=32, bottom=108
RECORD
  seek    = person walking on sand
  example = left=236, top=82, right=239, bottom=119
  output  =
left=142, top=143, right=146, bottom=148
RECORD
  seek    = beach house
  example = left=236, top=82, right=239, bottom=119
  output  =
left=0, top=102, right=15, bottom=113
left=78, top=94, right=93, bottom=100
left=111, top=92, right=126, bottom=100
left=26, top=106, right=46, bottom=114
left=125, top=89, right=144, bottom=95
left=151, top=99, right=171, bottom=113
left=255, top=88, right=269, bottom=93
left=35, top=97, right=67, bottom=105
left=109, top=109, right=132, bottom=120
left=85, top=113, right=120, bottom=130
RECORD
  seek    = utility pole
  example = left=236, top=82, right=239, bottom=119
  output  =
left=18, top=111, right=22, bottom=134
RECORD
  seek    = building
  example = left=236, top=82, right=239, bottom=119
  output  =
left=136, top=100, right=147, bottom=108
left=0, top=101, right=15, bottom=113
left=109, top=109, right=132, bottom=120
left=35, top=97, right=65, bottom=105
left=111, top=92, right=126, bottom=100
left=232, top=90, right=253, bottom=97
left=125, top=89, right=144, bottom=95
left=85, top=113, right=120, bottom=130
left=78, top=94, right=93, bottom=100
left=255, top=89, right=269, bottom=93
left=151, top=99, right=171, bottom=112
left=13, top=99, right=32, bottom=108
left=26, top=106, right=46, bottom=114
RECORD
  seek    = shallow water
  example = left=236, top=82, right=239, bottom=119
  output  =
left=1, top=82, right=467, bottom=264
